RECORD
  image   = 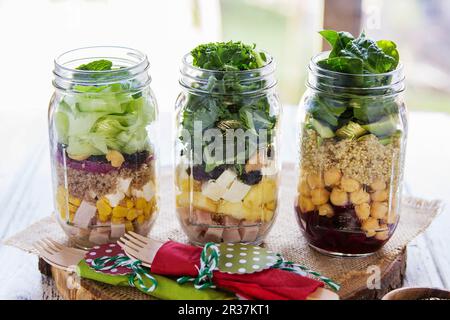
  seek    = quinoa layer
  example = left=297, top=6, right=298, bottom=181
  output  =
left=56, top=160, right=155, bottom=201
left=300, top=129, right=402, bottom=185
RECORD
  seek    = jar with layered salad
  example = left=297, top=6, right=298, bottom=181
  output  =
left=295, top=31, right=407, bottom=256
left=49, top=47, right=159, bottom=248
left=175, top=42, right=281, bottom=245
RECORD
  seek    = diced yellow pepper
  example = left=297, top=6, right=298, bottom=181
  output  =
left=126, top=209, right=139, bottom=221
left=69, top=196, right=81, bottom=207
left=265, top=201, right=276, bottom=211
left=135, top=197, right=146, bottom=210
left=111, top=217, right=124, bottom=224
left=125, top=221, right=134, bottom=232
left=137, top=215, right=145, bottom=225
left=98, top=213, right=110, bottom=223
left=96, top=199, right=112, bottom=217
left=126, top=199, right=134, bottom=209
left=69, top=203, right=78, bottom=213
left=112, top=206, right=128, bottom=218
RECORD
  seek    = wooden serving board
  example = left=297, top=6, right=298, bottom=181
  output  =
left=12, top=165, right=437, bottom=300
left=37, top=249, right=406, bottom=300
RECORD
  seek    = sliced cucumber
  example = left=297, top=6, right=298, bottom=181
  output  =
left=310, top=118, right=335, bottom=139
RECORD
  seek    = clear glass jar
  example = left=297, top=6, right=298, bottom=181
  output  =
left=49, top=47, right=159, bottom=249
left=295, top=52, right=407, bottom=256
left=174, top=52, right=281, bottom=245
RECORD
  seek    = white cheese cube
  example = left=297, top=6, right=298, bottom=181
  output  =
left=104, top=191, right=125, bottom=207
left=132, top=181, right=156, bottom=201
left=202, top=181, right=227, bottom=201
left=73, top=201, right=97, bottom=228
left=215, top=169, right=237, bottom=188
left=222, top=180, right=251, bottom=203
left=117, top=178, right=132, bottom=194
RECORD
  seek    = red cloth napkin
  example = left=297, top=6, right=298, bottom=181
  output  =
left=151, top=241, right=323, bottom=300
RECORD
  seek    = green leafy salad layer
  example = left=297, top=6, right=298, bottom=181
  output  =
left=54, top=60, right=155, bottom=159
left=180, top=41, right=277, bottom=175
left=306, top=30, right=402, bottom=144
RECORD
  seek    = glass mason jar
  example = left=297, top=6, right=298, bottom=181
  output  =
left=295, top=52, right=407, bottom=256
left=49, top=47, right=159, bottom=249
left=174, top=52, right=281, bottom=245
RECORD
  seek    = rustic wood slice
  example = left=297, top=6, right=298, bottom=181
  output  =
left=38, top=248, right=406, bottom=300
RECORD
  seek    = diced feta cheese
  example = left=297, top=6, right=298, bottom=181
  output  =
left=222, top=180, right=251, bottom=203
left=104, top=191, right=125, bottom=207
left=201, top=181, right=227, bottom=201
left=73, top=201, right=97, bottom=228
left=110, top=223, right=126, bottom=238
left=215, top=170, right=237, bottom=188
left=132, top=181, right=156, bottom=201
left=117, top=178, right=132, bottom=194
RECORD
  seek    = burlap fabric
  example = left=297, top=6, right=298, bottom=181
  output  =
left=5, top=165, right=442, bottom=299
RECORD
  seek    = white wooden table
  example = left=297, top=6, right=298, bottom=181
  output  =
left=0, top=106, right=449, bottom=299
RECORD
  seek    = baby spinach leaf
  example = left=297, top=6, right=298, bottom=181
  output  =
left=319, top=30, right=354, bottom=58
left=317, top=57, right=363, bottom=74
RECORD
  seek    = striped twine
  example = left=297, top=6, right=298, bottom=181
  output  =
left=92, top=255, right=157, bottom=293
left=272, top=254, right=340, bottom=292
left=177, top=242, right=219, bottom=289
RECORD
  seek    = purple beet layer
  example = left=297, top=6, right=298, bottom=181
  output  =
left=295, top=205, right=394, bottom=255
left=56, top=145, right=154, bottom=173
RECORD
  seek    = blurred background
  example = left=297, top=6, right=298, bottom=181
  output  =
left=0, top=0, right=449, bottom=197
left=1, top=0, right=449, bottom=112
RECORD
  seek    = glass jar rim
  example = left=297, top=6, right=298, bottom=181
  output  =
left=307, top=51, right=405, bottom=96
left=309, top=51, right=404, bottom=78
left=179, top=51, right=277, bottom=95
left=53, top=46, right=151, bottom=91
left=181, top=51, right=275, bottom=75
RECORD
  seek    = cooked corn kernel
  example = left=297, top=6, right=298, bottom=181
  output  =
left=106, top=150, right=125, bottom=168
left=125, top=221, right=134, bottom=232
left=111, top=217, right=124, bottom=224
left=135, top=197, right=147, bottom=210
left=68, top=196, right=81, bottom=206
left=137, top=215, right=145, bottom=225
left=126, top=209, right=139, bottom=221
left=96, top=199, right=112, bottom=217
left=112, top=206, right=128, bottom=218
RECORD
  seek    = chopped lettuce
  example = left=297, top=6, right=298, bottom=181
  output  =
left=54, top=61, right=155, bottom=158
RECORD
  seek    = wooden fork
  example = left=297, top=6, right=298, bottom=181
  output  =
left=34, top=238, right=86, bottom=271
left=118, top=233, right=339, bottom=300
left=117, top=232, right=165, bottom=268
